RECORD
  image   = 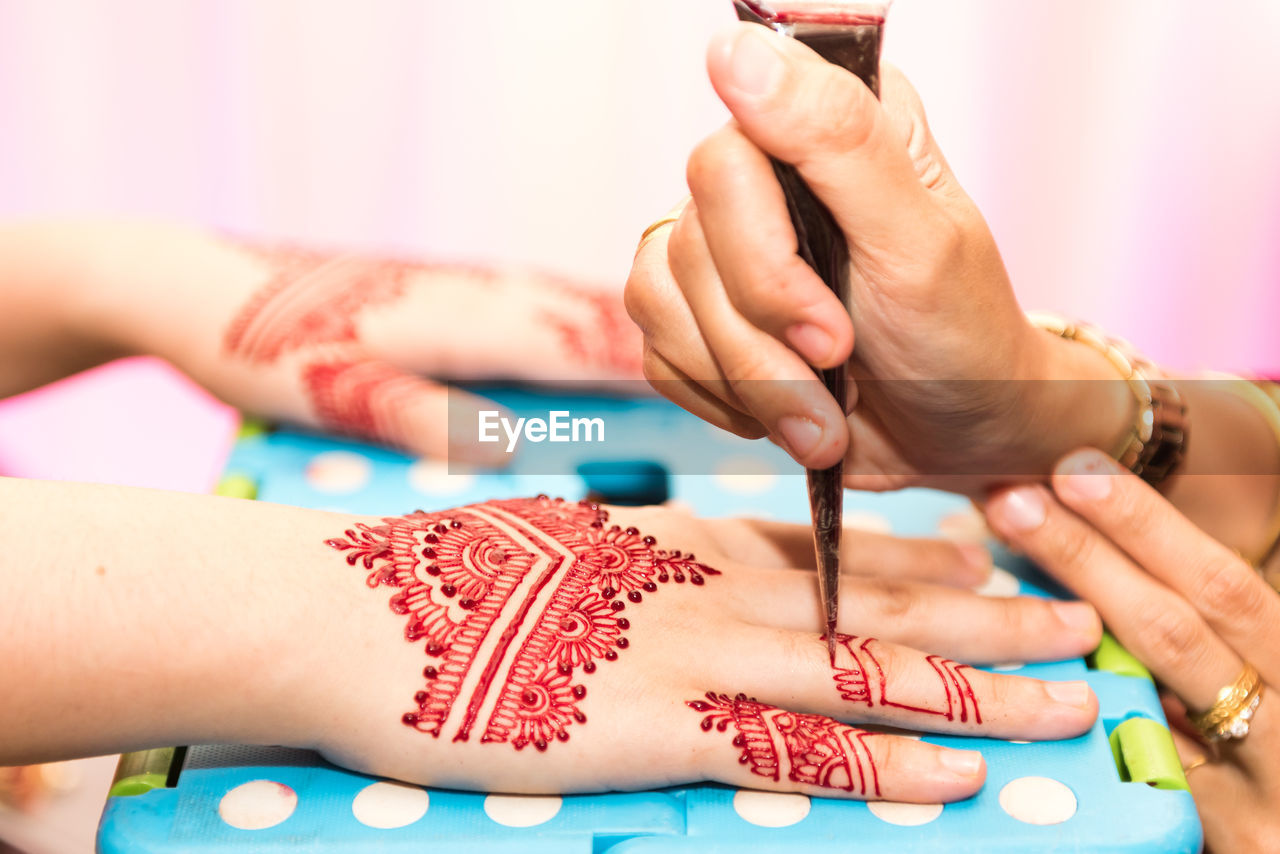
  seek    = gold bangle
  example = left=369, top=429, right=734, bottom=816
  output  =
left=1028, top=312, right=1188, bottom=486
left=1190, top=663, right=1264, bottom=742
left=1205, top=375, right=1280, bottom=567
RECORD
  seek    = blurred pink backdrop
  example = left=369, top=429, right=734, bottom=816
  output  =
left=2, top=0, right=1277, bottom=367
left=0, top=0, right=1277, bottom=488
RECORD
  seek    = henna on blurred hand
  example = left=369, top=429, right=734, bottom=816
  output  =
left=325, top=496, right=719, bottom=751
left=302, top=359, right=422, bottom=448
left=537, top=278, right=643, bottom=375
left=222, top=244, right=417, bottom=363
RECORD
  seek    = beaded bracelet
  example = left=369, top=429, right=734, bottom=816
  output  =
left=1028, top=312, right=1188, bottom=489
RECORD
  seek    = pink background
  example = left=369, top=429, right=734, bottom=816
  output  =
left=1, top=0, right=1278, bottom=489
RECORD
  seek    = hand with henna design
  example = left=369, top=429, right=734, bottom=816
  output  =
left=0, top=477, right=1101, bottom=802
left=0, top=220, right=642, bottom=463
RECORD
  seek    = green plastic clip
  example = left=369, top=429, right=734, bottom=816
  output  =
left=215, top=472, right=258, bottom=500
left=1110, top=717, right=1189, bottom=791
left=1089, top=631, right=1153, bottom=680
left=108, top=748, right=178, bottom=798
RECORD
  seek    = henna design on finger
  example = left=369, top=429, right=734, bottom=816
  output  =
left=831, top=635, right=982, bottom=724
left=689, top=693, right=881, bottom=795
left=223, top=245, right=418, bottom=363
left=302, top=358, right=424, bottom=448
left=324, top=496, right=719, bottom=751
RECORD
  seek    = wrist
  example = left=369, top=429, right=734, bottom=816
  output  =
left=1014, top=324, right=1136, bottom=475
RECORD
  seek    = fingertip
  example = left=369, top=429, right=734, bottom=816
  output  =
left=773, top=414, right=848, bottom=469
left=985, top=485, right=1049, bottom=536
left=1052, top=448, right=1118, bottom=503
left=955, top=542, right=994, bottom=586
left=1050, top=600, right=1102, bottom=639
left=784, top=320, right=854, bottom=370
left=1042, top=680, right=1100, bottom=736
left=936, top=748, right=986, bottom=790
left=706, top=22, right=792, bottom=104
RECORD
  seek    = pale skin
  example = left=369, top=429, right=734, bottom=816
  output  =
left=626, top=22, right=1280, bottom=847
left=0, top=477, right=1101, bottom=800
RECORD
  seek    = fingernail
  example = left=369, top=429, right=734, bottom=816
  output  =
left=992, top=487, right=1046, bottom=532
left=785, top=323, right=835, bottom=366
left=776, top=415, right=823, bottom=460
left=1057, top=450, right=1114, bottom=501
left=957, top=543, right=993, bottom=580
left=1052, top=601, right=1098, bottom=635
left=1045, top=680, right=1092, bottom=707
left=729, top=25, right=788, bottom=97
left=938, top=749, right=984, bottom=777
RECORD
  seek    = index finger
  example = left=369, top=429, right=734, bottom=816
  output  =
left=1051, top=449, right=1280, bottom=682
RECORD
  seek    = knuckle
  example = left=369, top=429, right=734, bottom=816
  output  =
left=866, top=580, right=923, bottom=623
left=983, top=672, right=1013, bottom=709
left=1139, top=606, right=1207, bottom=672
left=721, top=347, right=776, bottom=387
left=1108, top=480, right=1161, bottom=540
left=871, top=729, right=899, bottom=771
left=686, top=129, right=734, bottom=197
left=623, top=269, right=658, bottom=330
left=726, top=257, right=810, bottom=322
left=1045, top=527, right=1096, bottom=574
left=800, top=70, right=877, bottom=155
left=1196, top=554, right=1263, bottom=622
left=640, top=347, right=667, bottom=385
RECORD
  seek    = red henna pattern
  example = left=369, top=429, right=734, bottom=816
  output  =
left=302, top=358, right=424, bottom=447
left=689, top=693, right=881, bottom=795
left=223, top=245, right=419, bottom=363
left=832, top=635, right=982, bottom=724
left=537, top=279, right=643, bottom=376
left=324, top=496, right=719, bottom=751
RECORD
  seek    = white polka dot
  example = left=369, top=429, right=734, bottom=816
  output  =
left=937, top=510, right=991, bottom=544
left=844, top=511, right=892, bottom=535
left=305, top=451, right=372, bottom=494
left=732, top=790, right=811, bottom=827
left=408, top=459, right=475, bottom=497
left=999, top=776, right=1077, bottom=825
left=868, top=801, right=944, bottom=826
left=713, top=457, right=779, bottom=494
left=351, top=781, right=429, bottom=829
left=483, top=794, right=562, bottom=827
left=991, top=662, right=1025, bottom=672
left=218, top=780, right=297, bottom=830
left=974, top=566, right=1020, bottom=598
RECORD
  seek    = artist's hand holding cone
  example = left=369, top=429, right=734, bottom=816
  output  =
left=627, top=23, right=1128, bottom=492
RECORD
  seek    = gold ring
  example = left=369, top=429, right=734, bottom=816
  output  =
left=635, top=197, right=692, bottom=256
left=1190, top=663, right=1264, bottom=742
left=1181, top=756, right=1209, bottom=775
